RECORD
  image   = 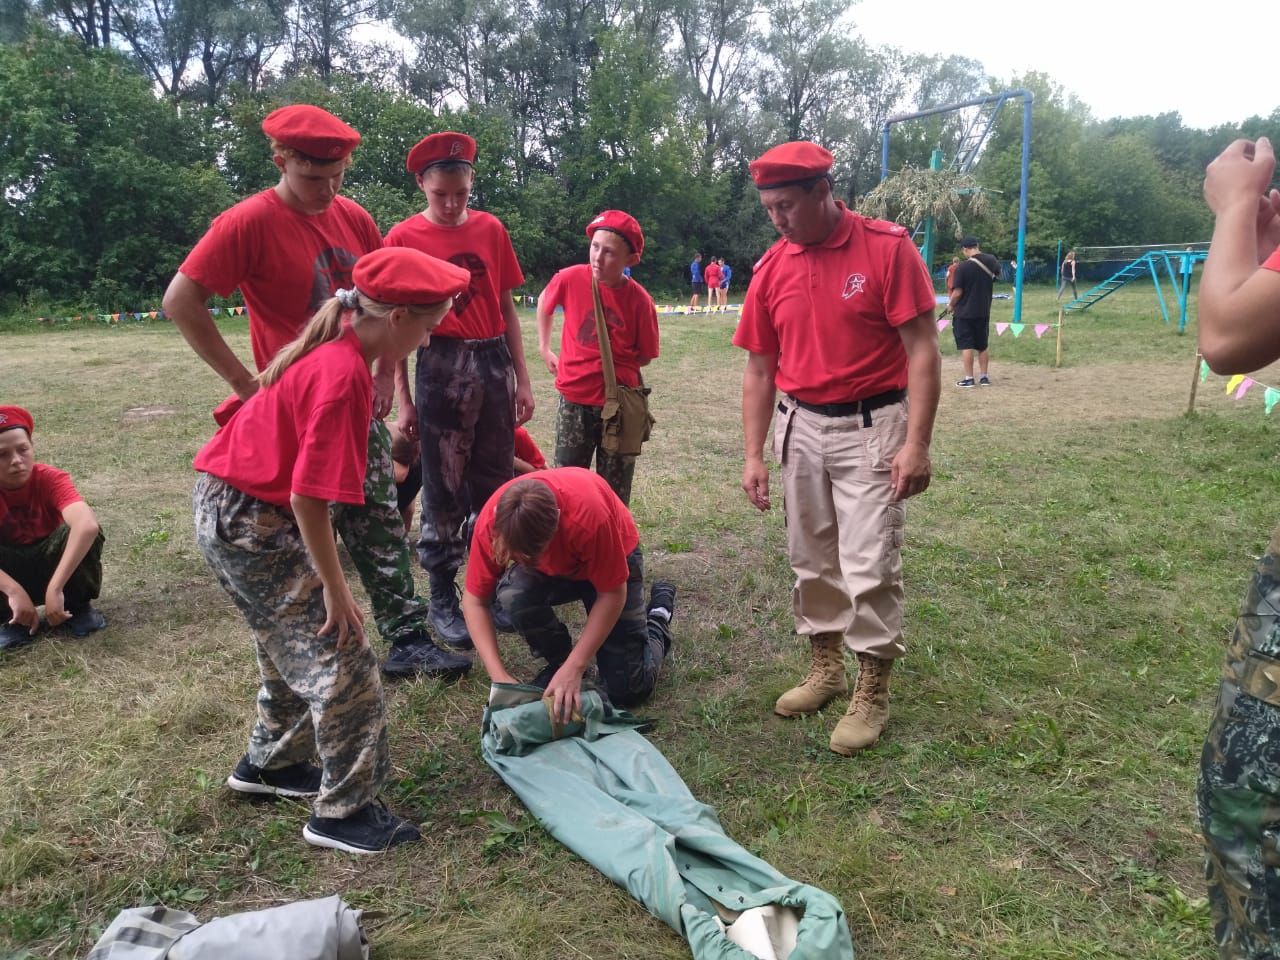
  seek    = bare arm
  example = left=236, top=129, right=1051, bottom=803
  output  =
left=42, top=500, right=100, bottom=627
left=541, top=584, right=626, bottom=722
left=291, top=493, right=365, bottom=648
left=162, top=272, right=259, bottom=400
left=536, top=292, right=558, bottom=375
left=1199, top=137, right=1280, bottom=373
left=892, top=310, right=941, bottom=501
left=393, top=357, right=418, bottom=441
left=461, top=589, right=518, bottom=684
left=741, top=350, right=779, bottom=511
left=502, top=293, right=535, bottom=424
left=0, top=567, right=37, bottom=634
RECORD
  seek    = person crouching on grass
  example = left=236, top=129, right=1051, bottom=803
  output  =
left=0, top=406, right=106, bottom=651
left=192, top=247, right=469, bottom=855
left=460, top=467, right=677, bottom=723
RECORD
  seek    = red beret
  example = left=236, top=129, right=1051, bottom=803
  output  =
left=261, top=104, right=360, bottom=161
left=585, top=209, right=645, bottom=259
left=749, top=141, right=834, bottom=190
left=407, top=132, right=477, bottom=175
left=0, top=405, right=33, bottom=435
left=352, top=248, right=471, bottom=306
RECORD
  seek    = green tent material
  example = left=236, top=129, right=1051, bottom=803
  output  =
left=481, top=684, right=855, bottom=959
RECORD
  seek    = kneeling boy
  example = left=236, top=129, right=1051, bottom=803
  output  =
left=0, top=406, right=106, bottom=650
left=461, top=467, right=676, bottom=722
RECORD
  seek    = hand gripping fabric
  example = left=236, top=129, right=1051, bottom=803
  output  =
left=480, top=684, right=855, bottom=959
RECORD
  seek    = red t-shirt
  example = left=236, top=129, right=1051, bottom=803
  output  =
left=180, top=189, right=382, bottom=372
left=540, top=264, right=660, bottom=407
left=383, top=210, right=524, bottom=341
left=465, top=467, right=638, bottom=601
left=704, top=262, right=723, bottom=288
left=514, top=426, right=546, bottom=470
left=1264, top=248, right=1280, bottom=272
left=0, top=464, right=82, bottom=545
left=733, top=204, right=935, bottom=404
left=193, top=326, right=373, bottom=508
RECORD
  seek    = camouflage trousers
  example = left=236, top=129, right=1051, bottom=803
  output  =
left=554, top=396, right=637, bottom=506
left=495, top=547, right=668, bottom=707
left=193, top=473, right=389, bottom=819
left=334, top=419, right=432, bottom=645
left=0, top=524, right=105, bottom=621
left=1199, top=526, right=1280, bottom=958
left=415, top=335, right=515, bottom=574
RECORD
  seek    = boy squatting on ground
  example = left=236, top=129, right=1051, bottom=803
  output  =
left=460, top=467, right=677, bottom=723
left=384, top=131, right=535, bottom=651
left=536, top=210, right=659, bottom=506
left=193, top=247, right=469, bottom=855
left=163, top=104, right=468, bottom=682
left=0, top=406, right=107, bottom=651
left=1195, top=134, right=1280, bottom=958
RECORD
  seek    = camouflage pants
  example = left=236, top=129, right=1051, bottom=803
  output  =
left=554, top=396, right=637, bottom=506
left=333, top=419, right=432, bottom=645
left=1199, top=526, right=1280, bottom=958
left=193, top=473, right=389, bottom=819
left=415, top=336, right=515, bottom=574
left=0, top=524, right=105, bottom=620
left=495, top=547, right=668, bottom=707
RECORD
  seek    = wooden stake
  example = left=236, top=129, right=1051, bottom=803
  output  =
left=1187, top=350, right=1203, bottom=416
left=1054, top=308, right=1064, bottom=368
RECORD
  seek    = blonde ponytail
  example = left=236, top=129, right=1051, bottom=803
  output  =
left=258, top=292, right=393, bottom=387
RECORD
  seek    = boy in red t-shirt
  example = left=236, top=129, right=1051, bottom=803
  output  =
left=460, top=468, right=677, bottom=722
left=162, top=104, right=461, bottom=682
left=384, top=131, right=535, bottom=650
left=193, top=247, right=470, bottom=854
left=0, top=406, right=106, bottom=651
left=703, top=258, right=723, bottom=311
left=536, top=210, right=659, bottom=505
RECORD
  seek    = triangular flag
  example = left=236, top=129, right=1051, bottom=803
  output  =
left=149, top=311, right=158, bottom=319
left=1235, top=377, right=1255, bottom=400
left=1010, top=323, right=1024, bottom=337
left=235, top=307, right=244, bottom=316
left=1226, top=374, right=1245, bottom=394
left=1034, top=324, right=1049, bottom=338
left=1265, top=387, right=1279, bottom=415
left=936, top=317, right=950, bottom=332
left=995, top=322, right=1009, bottom=335
left=1200, top=359, right=1210, bottom=382
left=111, top=313, right=120, bottom=321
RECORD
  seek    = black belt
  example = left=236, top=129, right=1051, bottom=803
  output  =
left=784, top=388, right=906, bottom=418
left=432, top=334, right=506, bottom=352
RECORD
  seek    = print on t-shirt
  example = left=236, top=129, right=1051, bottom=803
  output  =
left=447, top=251, right=488, bottom=319
left=309, top=247, right=359, bottom=313
left=574, top=304, right=624, bottom=348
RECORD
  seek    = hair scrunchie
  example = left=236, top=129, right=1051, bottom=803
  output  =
left=335, top=287, right=360, bottom=310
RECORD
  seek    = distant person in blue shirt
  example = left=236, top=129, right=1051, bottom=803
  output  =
left=719, top=259, right=732, bottom=310
left=689, top=253, right=705, bottom=311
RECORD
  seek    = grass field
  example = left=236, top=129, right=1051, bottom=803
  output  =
left=2, top=280, right=1278, bottom=959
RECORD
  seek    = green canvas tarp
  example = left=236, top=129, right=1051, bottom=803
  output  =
left=480, top=684, right=855, bottom=959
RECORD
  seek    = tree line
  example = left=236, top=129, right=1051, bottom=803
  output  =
left=1, top=0, right=1277, bottom=311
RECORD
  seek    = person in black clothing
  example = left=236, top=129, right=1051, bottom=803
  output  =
left=949, top=235, right=1002, bottom=387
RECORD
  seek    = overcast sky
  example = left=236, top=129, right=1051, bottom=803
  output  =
left=851, top=0, right=1270, bottom=130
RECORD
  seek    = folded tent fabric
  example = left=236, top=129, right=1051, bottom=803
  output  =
left=84, top=896, right=368, bottom=960
left=480, top=684, right=855, bottom=960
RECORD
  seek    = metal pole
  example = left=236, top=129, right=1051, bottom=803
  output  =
left=921, top=148, right=943, bottom=276
left=1013, top=92, right=1033, bottom=325
left=1187, top=350, right=1202, bottom=416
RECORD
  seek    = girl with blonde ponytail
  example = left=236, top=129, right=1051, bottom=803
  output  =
left=190, top=247, right=471, bottom=856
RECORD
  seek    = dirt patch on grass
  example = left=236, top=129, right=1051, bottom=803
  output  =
left=120, top=404, right=178, bottom=423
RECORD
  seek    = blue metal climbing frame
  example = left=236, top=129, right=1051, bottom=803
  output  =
left=1063, top=249, right=1207, bottom=331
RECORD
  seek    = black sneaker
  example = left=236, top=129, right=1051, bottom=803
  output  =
left=428, top=570, right=473, bottom=650
left=956, top=377, right=975, bottom=388
left=382, top=635, right=471, bottom=680
left=978, top=375, right=992, bottom=386
left=648, top=581, right=677, bottom=625
left=66, top=604, right=106, bottom=637
left=530, top=660, right=565, bottom=690
left=303, top=802, right=421, bottom=854
left=0, top=622, right=34, bottom=652
left=226, top=754, right=322, bottom=799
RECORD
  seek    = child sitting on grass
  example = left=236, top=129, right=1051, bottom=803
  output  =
left=0, top=405, right=106, bottom=651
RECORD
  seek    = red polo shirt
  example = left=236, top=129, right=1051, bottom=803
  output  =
left=0, top=464, right=82, bottom=545
left=193, top=326, right=372, bottom=508
left=733, top=204, right=935, bottom=404
left=540, top=264, right=660, bottom=407
left=180, top=190, right=382, bottom=372
left=465, top=467, right=638, bottom=601
left=383, top=210, right=524, bottom=341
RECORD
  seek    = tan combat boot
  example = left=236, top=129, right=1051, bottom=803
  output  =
left=829, top=653, right=894, bottom=755
left=774, top=633, right=848, bottom=717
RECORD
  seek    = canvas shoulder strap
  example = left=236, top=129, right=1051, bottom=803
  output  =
left=592, top=275, right=619, bottom=409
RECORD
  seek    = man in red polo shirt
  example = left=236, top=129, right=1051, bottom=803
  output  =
left=162, top=104, right=468, bottom=681
left=734, top=141, right=940, bottom=756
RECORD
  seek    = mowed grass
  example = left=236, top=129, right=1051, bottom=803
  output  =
left=1, top=282, right=1276, bottom=959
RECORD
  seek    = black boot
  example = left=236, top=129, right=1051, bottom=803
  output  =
left=382, top=632, right=471, bottom=680
left=428, top=568, right=473, bottom=650
left=648, top=581, right=677, bottom=654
